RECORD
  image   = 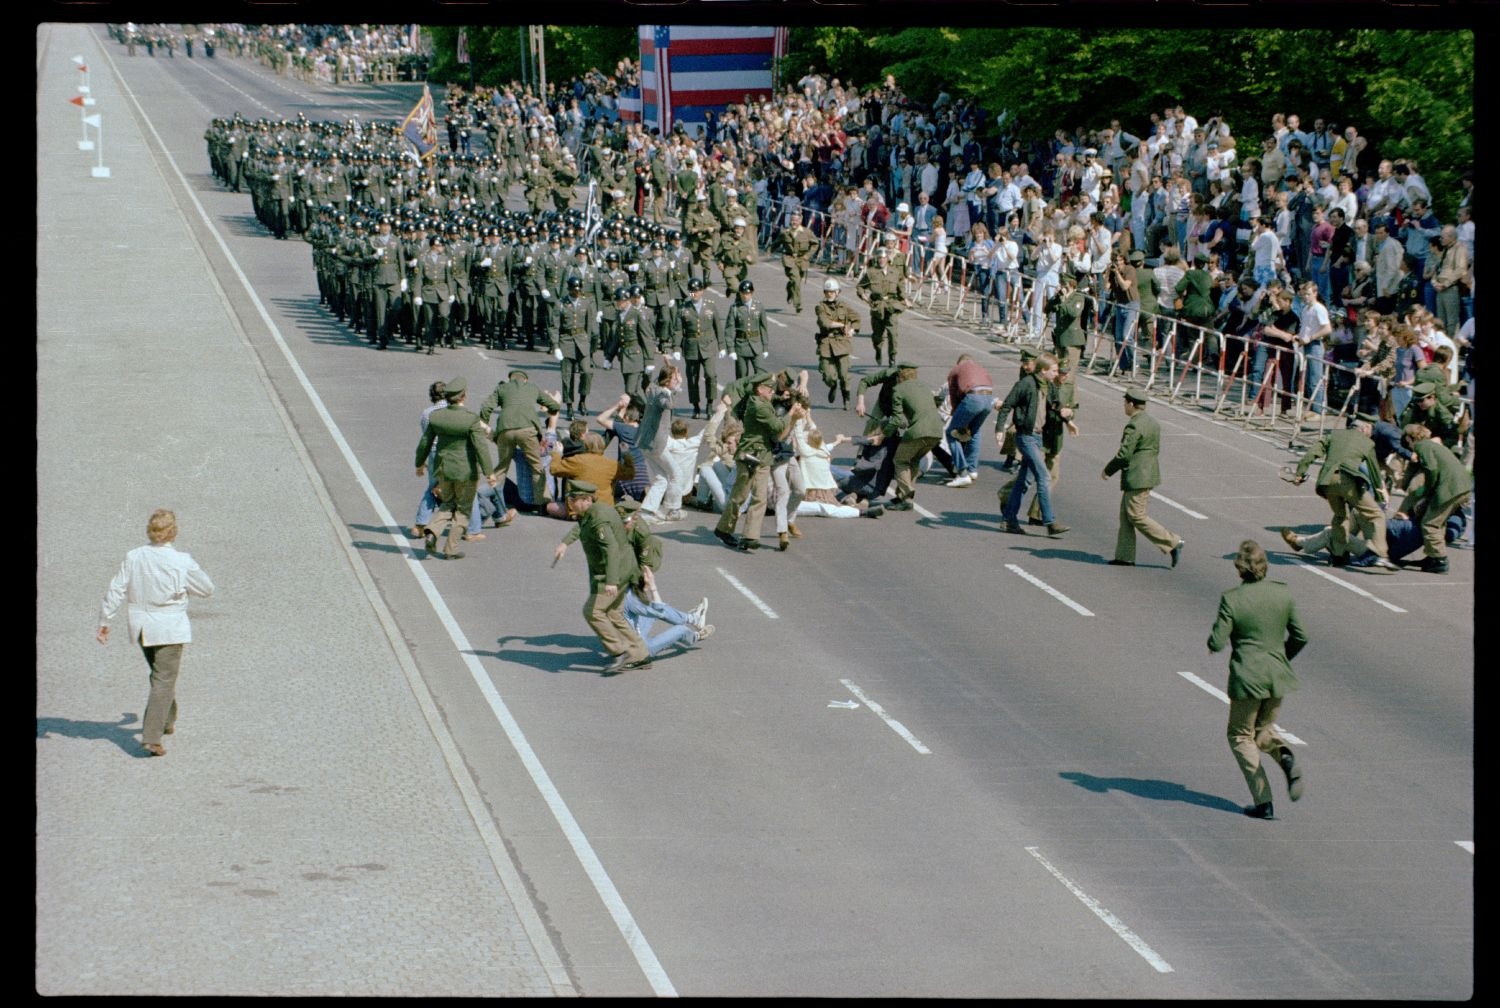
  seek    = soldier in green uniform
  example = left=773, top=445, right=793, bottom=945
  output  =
left=649, top=148, right=671, bottom=223
left=999, top=360, right=1077, bottom=525
left=1284, top=417, right=1397, bottom=570
left=714, top=373, right=809, bottom=551
left=716, top=218, right=754, bottom=297
left=551, top=277, right=597, bottom=419
left=553, top=481, right=653, bottom=674
left=776, top=208, right=816, bottom=312
left=615, top=286, right=653, bottom=400
left=640, top=241, right=676, bottom=357
left=1396, top=424, right=1472, bottom=574
left=364, top=215, right=406, bottom=349
left=725, top=279, right=769, bottom=382
left=684, top=193, right=720, bottom=284
left=1049, top=271, right=1089, bottom=407
left=552, top=151, right=578, bottom=211
left=472, top=226, right=511, bottom=349
left=414, top=377, right=496, bottom=561
left=523, top=154, right=553, bottom=215
left=539, top=232, right=567, bottom=346
left=415, top=234, right=458, bottom=352
left=1208, top=539, right=1309, bottom=820
left=515, top=230, right=547, bottom=351
left=677, top=276, right=724, bottom=419
left=480, top=368, right=563, bottom=505
left=1397, top=382, right=1461, bottom=451
left=1102, top=388, right=1184, bottom=567
left=874, top=363, right=945, bottom=511
left=1174, top=251, right=1218, bottom=364
left=597, top=253, right=630, bottom=367
left=814, top=278, right=859, bottom=408
left=857, top=245, right=907, bottom=366
left=445, top=222, right=475, bottom=342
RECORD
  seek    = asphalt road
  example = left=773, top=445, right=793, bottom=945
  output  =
left=61, top=26, right=1474, bottom=997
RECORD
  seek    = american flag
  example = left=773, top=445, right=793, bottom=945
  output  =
left=640, top=26, right=782, bottom=137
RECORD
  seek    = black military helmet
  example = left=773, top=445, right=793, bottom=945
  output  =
left=738, top=279, right=755, bottom=293
left=613, top=285, right=631, bottom=301
left=687, top=276, right=705, bottom=292
left=605, top=250, right=620, bottom=263
left=667, top=230, right=682, bottom=241
left=628, top=284, right=643, bottom=298
left=650, top=240, right=664, bottom=251
left=567, top=276, right=584, bottom=291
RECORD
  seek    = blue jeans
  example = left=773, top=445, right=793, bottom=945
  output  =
left=1253, top=263, right=1277, bottom=288
left=1113, top=301, right=1139, bottom=371
left=1301, top=342, right=1326, bottom=413
left=624, top=591, right=698, bottom=656
left=1002, top=432, right=1054, bottom=525
left=1312, top=254, right=1331, bottom=305
left=946, top=392, right=995, bottom=475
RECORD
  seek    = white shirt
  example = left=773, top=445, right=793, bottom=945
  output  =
left=1298, top=301, right=1330, bottom=345
left=100, top=542, right=215, bottom=646
left=1427, top=330, right=1460, bottom=384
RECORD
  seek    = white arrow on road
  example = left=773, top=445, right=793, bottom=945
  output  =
left=827, top=699, right=860, bottom=709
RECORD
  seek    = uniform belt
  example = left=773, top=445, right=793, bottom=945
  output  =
left=967, top=387, right=994, bottom=394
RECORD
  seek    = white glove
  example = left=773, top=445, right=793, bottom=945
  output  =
left=627, top=263, right=638, bottom=272
left=400, top=278, right=407, bottom=292
left=305, top=199, right=313, bottom=206
left=344, top=194, right=351, bottom=201
left=718, top=349, right=727, bottom=358
left=448, top=295, right=456, bottom=304
left=729, top=351, right=737, bottom=360
left=525, top=256, right=534, bottom=265
left=271, top=173, right=281, bottom=181
left=553, top=347, right=564, bottom=361
left=762, top=351, right=769, bottom=359
left=595, top=311, right=603, bottom=323
left=374, top=247, right=384, bottom=257
left=480, top=257, right=492, bottom=267
left=541, top=290, right=551, bottom=300
left=298, top=168, right=307, bottom=176
left=414, top=296, right=424, bottom=306
left=672, top=351, right=682, bottom=361
left=602, top=360, right=612, bottom=369
left=668, top=299, right=676, bottom=308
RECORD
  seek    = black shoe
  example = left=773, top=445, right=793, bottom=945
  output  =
left=1278, top=749, right=1305, bottom=801
left=1421, top=556, right=1449, bottom=574
left=1328, top=554, right=1349, bottom=568
left=1242, top=801, right=1276, bottom=820
left=1107, top=559, right=1135, bottom=566
left=827, top=385, right=837, bottom=404
left=715, top=529, right=739, bottom=548
left=1170, top=540, right=1184, bottom=568
left=737, top=538, right=762, bottom=551
left=1027, top=517, right=1046, bottom=527
left=423, top=530, right=438, bottom=556
left=1046, top=522, right=1069, bottom=537
left=886, top=499, right=914, bottom=511
left=1000, top=521, right=1026, bottom=535
left=863, top=504, right=884, bottom=518
left=999, top=459, right=1016, bottom=473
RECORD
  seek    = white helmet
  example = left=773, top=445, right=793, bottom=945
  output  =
left=733, top=217, right=747, bottom=228
left=823, top=279, right=841, bottom=292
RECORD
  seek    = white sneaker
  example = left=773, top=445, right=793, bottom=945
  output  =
left=694, top=624, right=714, bottom=642
left=691, top=597, right=709, bottom=627
left=672, top=351, right=682, bottom=361
left=945, top=473, right=974, bottom=487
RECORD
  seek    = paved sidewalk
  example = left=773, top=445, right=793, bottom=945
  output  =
left=36, top=23, right=568, bottom=996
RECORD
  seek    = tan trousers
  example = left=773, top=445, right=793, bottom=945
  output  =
left=892, top=436, right=940, bottom=502
left=585, top=583, right=648, bottom=660
left=1227, top=696, right=1289, bottom=806
left=1115, top=488, right=1178, bottom=562
left=1417, top=492, right=1470, bottom=559
left=1324, top=471, right=1387, bottom=559
left=494, top=427, right=548, bottom=500
left=140, top=641, right=183, bottom=745
left=717, top=460, right=771, bottom=542
left=434, top=478, right=478, bottom=554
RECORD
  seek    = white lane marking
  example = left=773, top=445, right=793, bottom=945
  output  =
left=828, top=699, right=860, bottom=709
left=1282, top=557, right=1407, bottom=614
left=716, top=567, right=780, bottom=619
left=1005, top=564, right=1094, bottom=616
left=1191, top=495, right=1313, bottom=500
left=1456, top=841, right=1474, bottom=854
left=913, top=502, right=938, bottom=519
left=110, top=60, right=676, bottom=996
left=839, top=679, right=931, bottom=754
left=1148, top=490, right=1208, bottom=520
left=1025, top=846, right=1174, bottom=974
left=1176, top=671, right=1305, bottom=745
left=769, top=317, right=788, bottom=328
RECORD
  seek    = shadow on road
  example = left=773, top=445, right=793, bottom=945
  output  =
left=480, top=634, right=604, bottom=675
left=1059, top=771, right=1244, bottom=815
left=36, top=713, right=152, bottom=758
